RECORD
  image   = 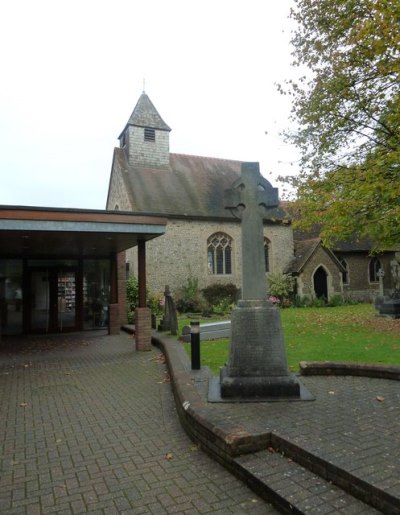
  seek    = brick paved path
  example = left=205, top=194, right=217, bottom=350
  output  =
left=0, top=334, right=277, bottom=514
left=206, top=374, right=400, bottom=504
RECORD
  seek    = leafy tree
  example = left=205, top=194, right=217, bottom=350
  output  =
left=280, top=0, right=400, bottom=250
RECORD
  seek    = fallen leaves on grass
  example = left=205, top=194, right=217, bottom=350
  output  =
left=165, top=452, right=173, bottom=460
left=19, top=403, right=28, bottom=407
left=376, top=396, right=385, bottom=402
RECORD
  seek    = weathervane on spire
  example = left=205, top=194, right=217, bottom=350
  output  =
left=142, top=77, right=146, bottom=92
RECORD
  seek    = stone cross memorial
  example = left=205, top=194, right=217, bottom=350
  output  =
left=215, top=162, right=312, bottom=401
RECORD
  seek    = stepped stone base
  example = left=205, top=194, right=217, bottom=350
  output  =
left=220, top=368, right=300, bottom=398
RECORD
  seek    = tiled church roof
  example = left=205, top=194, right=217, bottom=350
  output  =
left=113, top=148, right=290, bottom=221
left=284, top=238, right=346, bottom=274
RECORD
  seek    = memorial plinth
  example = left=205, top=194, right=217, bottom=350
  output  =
left=220, top=300, right=301, bottom=398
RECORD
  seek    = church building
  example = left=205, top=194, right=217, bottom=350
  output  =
left=107, top=92, right=397, bottom=303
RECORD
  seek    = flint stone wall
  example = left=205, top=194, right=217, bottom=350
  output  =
left=127, top=218, right=294, bottom=295
left=335, top=252, right=396, bottom=302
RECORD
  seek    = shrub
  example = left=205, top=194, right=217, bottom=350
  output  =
left=126, top=276, right=139, bottom=323
left=266, top=272, right=296, bottom=305
left=202, top=283, right=239, bottom=306
left=175, top=276, right=208, bottom=313
left=327, top=294, right=344, bottom=307
left=147, top=292, right=164, bottom=316
left=212, top=297, right=234, bottom=316
left=310, top=296, right=328, bottom=307
left=126, top=276, right=164, bottom=322
left=292, top=295, right=312, bottom=308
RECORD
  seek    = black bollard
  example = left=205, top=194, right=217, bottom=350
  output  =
left=190, top=321, right=200, bottom=370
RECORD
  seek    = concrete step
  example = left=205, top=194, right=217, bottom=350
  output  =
left=234, top=450, right=380, bottom=514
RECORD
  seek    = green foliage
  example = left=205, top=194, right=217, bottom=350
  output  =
left=292, top=294, right=361, bottom=308
left=267, top=272, right=296, bottom=304
left=126, top=276, right=139, bottom=323
left=280, top=0, right=400, bottom=250
left=212, top=297, right=233, bottom=316
left=126, top=275, right=164, bottom=323
left=202, top=283, right=239, bottom=305
left=327, top=294, right=344, bottom=307
left=175, top=276, right=208, bottom=313
left=147, top=292, right=164, bottom=317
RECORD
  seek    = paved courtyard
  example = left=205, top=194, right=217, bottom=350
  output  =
left=0, top=333, right=276, bottom=514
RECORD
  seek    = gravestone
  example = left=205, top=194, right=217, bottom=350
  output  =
left=158, top=285, right=178, bottom=335
left=210, top=162, right=312, bottom=401
left=377, top=258, right=400, bottom=318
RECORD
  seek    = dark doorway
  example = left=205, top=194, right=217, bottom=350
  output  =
left=313, top=266, right=328, bottom=300
left=28, top=267, right=77, bottom=333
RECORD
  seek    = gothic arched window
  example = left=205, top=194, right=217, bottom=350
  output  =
left=264, top=238, right=271, bottom=273
left=207, top=233, right=232, bottom=275
left=369, top=257, right=381, bottom=283
left=339, top=258, right=349, bottom=285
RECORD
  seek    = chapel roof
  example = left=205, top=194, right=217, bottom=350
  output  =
left=119, top=92, right=171, bottom=138
left=284, top=238, right=346, bottom=274
left=284, top=238, right=320, bottom=274
left=112, top=148, right=289, bottom=221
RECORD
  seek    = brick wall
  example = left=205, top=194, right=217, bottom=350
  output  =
left=135, top=307, right=152, bottom=351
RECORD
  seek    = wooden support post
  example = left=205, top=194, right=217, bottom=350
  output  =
left=136, top=240, right=151, bottom=350
left=138, top=240, right=146, bottom=308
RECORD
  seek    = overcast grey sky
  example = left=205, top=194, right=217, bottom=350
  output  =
left=0, top=0, right=299, bottom=209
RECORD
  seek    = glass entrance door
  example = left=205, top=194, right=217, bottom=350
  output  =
left=30, top=269, right=77, bottom=333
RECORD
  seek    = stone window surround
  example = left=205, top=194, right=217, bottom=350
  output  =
left=369, top=257, right=381, bottom=283
left=311, top=263, right=333, bottom=299
left=207, top=232, right=233, bottom=276
left=339, top=257, right=349, bottom=285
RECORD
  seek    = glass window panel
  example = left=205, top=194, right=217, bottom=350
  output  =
left=207, top=249, right=215, bottom=274
left=225, top=247, right=232, bottom=274
left=0, top=259, right=23, bottom=335
left=216, top=248, right=224, bottom=274
left=83, top=260, right=111, bottom=329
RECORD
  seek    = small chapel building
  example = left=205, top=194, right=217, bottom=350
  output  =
left=107, top=92, right=397, bottom=303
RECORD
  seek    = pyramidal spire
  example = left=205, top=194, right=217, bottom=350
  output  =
left=125, top=92, right=171, bottom=132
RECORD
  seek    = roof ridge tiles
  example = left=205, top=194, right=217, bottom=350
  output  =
left=170, top=152, right=243, bottom=164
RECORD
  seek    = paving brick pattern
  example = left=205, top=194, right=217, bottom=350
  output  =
left=206, top=374, right=400, bottom=505
left=0, top=334, right=276, bottom=514
left=236, top=450, right=379, bottom=513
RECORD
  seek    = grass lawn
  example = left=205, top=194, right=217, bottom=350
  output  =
left=180, top=304, right=400, bottom=373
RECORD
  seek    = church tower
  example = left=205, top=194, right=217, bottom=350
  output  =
left=118, top=92, right=171, bottom=168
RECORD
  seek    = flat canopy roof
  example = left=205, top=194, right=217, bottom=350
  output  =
left=0, top=206, right=167, bottom=258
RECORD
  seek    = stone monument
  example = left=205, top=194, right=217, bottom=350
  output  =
left=210, top=162, right=312, bottom=401
left=376, top=256, right=400, bottom=318
left=158, top=285, right=178, bottom=335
